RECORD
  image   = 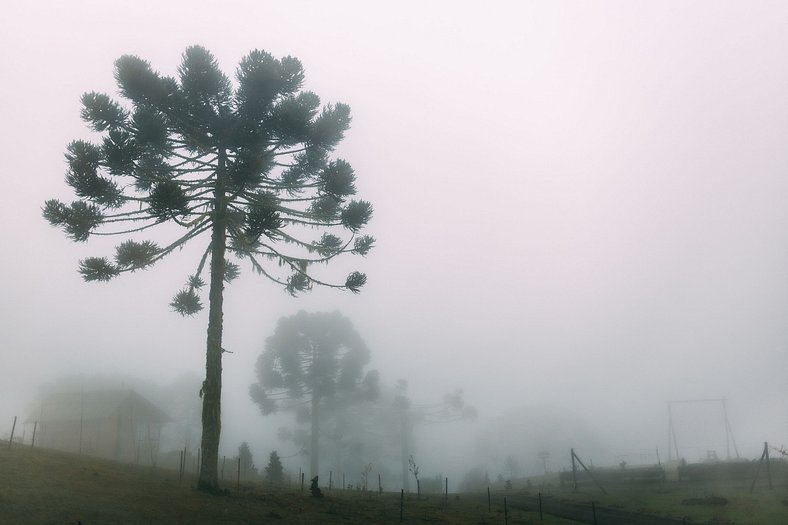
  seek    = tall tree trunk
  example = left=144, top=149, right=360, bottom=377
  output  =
left=310, top=394, right=319, bottom=478
left=198, top=149, right=227, bottom=492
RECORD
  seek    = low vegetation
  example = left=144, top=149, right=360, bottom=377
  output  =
left=528, top=470, right=788, bottom=524
left=5, top=442, right=786, bottom=524
left=1, top=443, right=571, bottom=524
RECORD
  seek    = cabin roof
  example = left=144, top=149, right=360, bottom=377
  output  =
left=35, top=390, right=170, bottom=425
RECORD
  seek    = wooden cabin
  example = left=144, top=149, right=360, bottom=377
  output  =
left=34, top=390, right=169, bottom=464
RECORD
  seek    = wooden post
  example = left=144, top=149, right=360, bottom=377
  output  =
left=237, top=457, right=241, bottom=489
left=571, top=449, right=606, bottom=494
left=329, top=471, right=333, bottom=490
left=750, top=441, right=773, bottom=493
left=196, top=447, right=201, bottom=476
left=31, top=421, right=37, bottom=448
left=79, top=392, right=84, bottom=455
left=571, top=448, right=578, bottom=491
left=301, top=472, right=305, bottom=494
left=179, top=450, right=184, bottom=482
left=221, top=456, right=226, bottom=480
left=487, top=486, right=491, bottom=512
left=444, top=477, right=448, bottom=505
left=504, top=496, right=508, bottom=525
left=379, top=473, right=383, bottom=494
left=539, top=492, right=543, bottom=521
left=343, top=472, right=345, bottom=491
left=400, top=489, right=404, bottom=522
left=8, top=416, right=17, bottom=449
left=592, top=501, right=598, bottom=525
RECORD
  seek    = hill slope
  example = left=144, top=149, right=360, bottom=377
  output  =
left=1, top=443, right=565, bottom=524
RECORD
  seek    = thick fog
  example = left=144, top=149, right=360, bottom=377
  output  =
left=2, top=1, right=788, bottom=485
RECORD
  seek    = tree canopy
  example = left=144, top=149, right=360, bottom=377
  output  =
left=250, top=310, right=379, bottom=477
left=390, top=380, right=476, bottom=490
left=44, top=46, right=373, bottom=491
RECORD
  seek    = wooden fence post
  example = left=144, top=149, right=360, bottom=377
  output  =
left=571, top=448, right=578, bottom=491
left=571, top=448, right=606, bottom=494
left=750, top=441, right=774, bottom=492
left=8, top=416, right=17, bottom=450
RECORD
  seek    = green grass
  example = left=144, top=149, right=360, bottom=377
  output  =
left=5, top=443, right=786, bottom=524
left=0, top=443, right=573, bottom=524
left=550, top=479, right=788, bottom=524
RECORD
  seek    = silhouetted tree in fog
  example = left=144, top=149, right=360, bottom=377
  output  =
left=393, top=381, right=476, bottom=491
left=265, top=450, right=284, bottom=482
left=44, top=46, right=373, bottom=491
left=459, top=467, right=490, bottom=492
left=250, top=310, right=379, bottom=477
left=238, top=442, right=257, bottom=480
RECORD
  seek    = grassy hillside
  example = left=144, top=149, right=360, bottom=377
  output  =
left=555, top=476, right=788, bottom=524
left=0, top=443, right=570, bottom=524
left=4, top=442, right=787, bottom=524
left=525, top=461, right=788, bottom=525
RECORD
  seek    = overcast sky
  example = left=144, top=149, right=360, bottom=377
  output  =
left=2, top=1, right=788, bottom=475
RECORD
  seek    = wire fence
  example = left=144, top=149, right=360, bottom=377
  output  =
left=498, top=492, right=690, bottom=525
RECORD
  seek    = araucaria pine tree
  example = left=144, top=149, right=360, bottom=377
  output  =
left=43, top=46, right=374, bottom=492
left=250, top=310, right=379, bottom=478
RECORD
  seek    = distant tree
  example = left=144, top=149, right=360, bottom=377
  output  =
left=155, top=373, right=202, bottom=451
left=238, top=442, right=257, bottom=480
left=408, top=454, right=421, bottom=497
left=264, top=450, right=284, bottom=483
left=43, top=46, right=373, bottom=491
left=537, top=450, right=550, bottom=475
left=459, top=467, right=490, bottom=492
left=250, top=310, right=379, bottom=477
left=394, top=381, right=476, bottom=491
left=504, top=454, right=520, bottom=479
left=360, top=462, right=373, bottom=492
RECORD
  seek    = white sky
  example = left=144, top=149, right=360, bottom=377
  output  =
left=2, top=1, right=788, bottom=474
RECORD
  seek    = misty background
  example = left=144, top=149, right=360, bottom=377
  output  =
left=2, top=1, right=788, bottom=483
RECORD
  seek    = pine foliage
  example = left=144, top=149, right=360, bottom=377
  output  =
left=265, top=450, right=284, bottom=483
left=249, top=310, right=379, bottom=416
left=249, top=310, right=379, bottom=476
left=44, top=46, right=374, bottom=313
